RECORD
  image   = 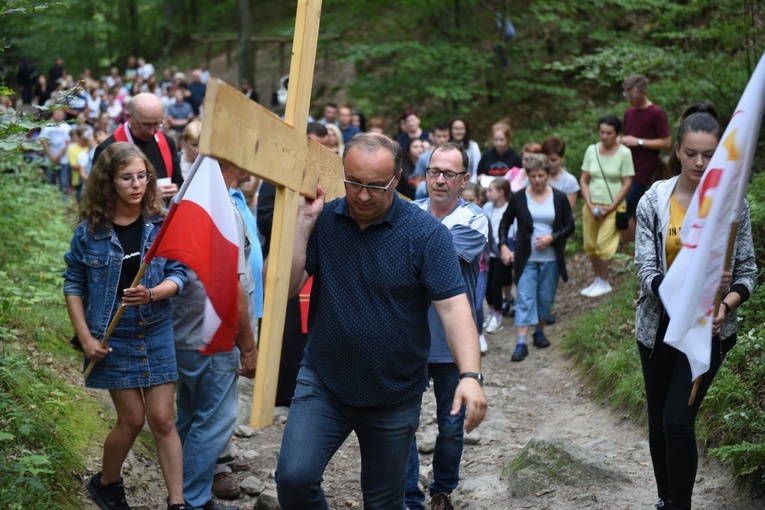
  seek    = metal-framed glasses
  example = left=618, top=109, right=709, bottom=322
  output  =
left=622, top=91, right=641, bottom=100
left=342, top=169, right=397, bottom=196
left=133, top=119, right=163, bottom=131
left=426, top=167, right=467, bottom=181
left=115, top=173, right=151, bottom=187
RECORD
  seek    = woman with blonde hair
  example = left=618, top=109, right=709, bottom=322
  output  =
left=325, top=122, right=345, bottom=155
left=180, top=120, right=202, bottom=179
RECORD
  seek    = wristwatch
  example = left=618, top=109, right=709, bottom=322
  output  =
left=638, top=138, right=644, bottom=147
left=459, top=372, right=484, bottom=387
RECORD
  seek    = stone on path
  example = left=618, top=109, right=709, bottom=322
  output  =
left=418, top=432, right=437, bottom=454
left=503, top=437, right=630, bottom=498
left=235, top=424, right=255, bottom=438
left=464, top=429, right=481, bottom=445
left=254, top=489, right=280, bottom=510
left=240, top=475, right=266, bottom=496
left=241, top=449, right=261, bottom=461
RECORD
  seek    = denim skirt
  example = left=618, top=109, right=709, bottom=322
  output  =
left=85, top=304, right=178, bottom=390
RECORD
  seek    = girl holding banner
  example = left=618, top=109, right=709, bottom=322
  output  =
left=63, top=142, right=188, bottom=510
left=634, top=105, right=757, bottom=510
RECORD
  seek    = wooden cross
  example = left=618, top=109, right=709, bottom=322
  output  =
left=198, top=0, right=344, bottom=429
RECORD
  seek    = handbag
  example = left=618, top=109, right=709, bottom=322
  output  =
left=594, top=147, right=628, bottom=230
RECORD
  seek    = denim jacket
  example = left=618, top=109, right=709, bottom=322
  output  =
left=63, top=215, right=187, bottom=340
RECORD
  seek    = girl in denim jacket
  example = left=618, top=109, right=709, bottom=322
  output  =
left=63, top=142, right=188, bottom=510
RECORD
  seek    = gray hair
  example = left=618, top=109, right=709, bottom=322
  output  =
left=524, top=153, right=551, bottom=174
left=343, top=132, right=403, bottom=175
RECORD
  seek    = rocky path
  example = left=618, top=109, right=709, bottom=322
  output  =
left=78, top=255, right=761, bottom=509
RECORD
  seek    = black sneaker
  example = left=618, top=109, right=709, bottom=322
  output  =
left=511, top=343, right=529, bottom=362
left=655, top=500, right=670, bottom=509
left=87, top=472, right=131, bottom=510
left=546, top=314, right=557, bottom=325
left=532, top=331, right=551, bottom=348
left=168, top=505, right=189, bottom=510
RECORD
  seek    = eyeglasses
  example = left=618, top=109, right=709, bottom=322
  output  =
left=342, top=169, right=397, bottom=196
left=114, top=173, right=151, bottom=187
left=426, top=167, right=467, bottom=181
left=132, top=118, right=163, bottom=131
left=622, top=91, right=641, bottom=100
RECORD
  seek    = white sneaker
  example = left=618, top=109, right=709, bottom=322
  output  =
left=479, top=334, right=488, bottom=353
left=587, top=280, right=612, bottom=297
left=483, top=315, right=491, bottom=329
left=580, top=278, right=600, bottom=296
left=485, top=316, right=504, bottom=334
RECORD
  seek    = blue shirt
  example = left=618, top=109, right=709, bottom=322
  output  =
left=304, top=194, right=466, bottom=407
left=230, top=188, right=264, bottom=319
left=414, top=198, right=488, bottom=363
left=340, top=125, right=361, bottom=143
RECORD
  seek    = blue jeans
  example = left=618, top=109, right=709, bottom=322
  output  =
left=515, top=260, right=559, bottom=327
left=175, top=348, right=240, bottom=509
left=404, top=363, right=465, bottom=510
left=276, top=365, right=421, bottom=510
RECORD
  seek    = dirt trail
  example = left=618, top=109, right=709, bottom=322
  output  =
left=77, top=255, right=761, bottom=509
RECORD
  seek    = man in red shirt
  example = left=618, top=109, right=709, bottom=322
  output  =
left=620, top=74, right=671, bottom=248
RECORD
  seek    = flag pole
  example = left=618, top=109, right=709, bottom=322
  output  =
left=83, top=155, right=206, bottom=379
left=83, top=264, right=150, bottom=379
left=688, top=223, right=739, bottom=406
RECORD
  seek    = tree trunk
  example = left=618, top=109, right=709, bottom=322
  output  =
left=238, top=0, right=254, bottom=87
left=162, top=0, right=175, bottom=57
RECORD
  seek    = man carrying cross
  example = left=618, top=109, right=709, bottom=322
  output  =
left=274, top=132, right=487, bottom=509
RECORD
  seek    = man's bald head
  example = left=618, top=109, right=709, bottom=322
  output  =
left=127, top=93, right=164, bottom=141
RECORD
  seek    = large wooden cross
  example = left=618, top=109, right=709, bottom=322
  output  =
left=198, top=0, right=344, bottom=429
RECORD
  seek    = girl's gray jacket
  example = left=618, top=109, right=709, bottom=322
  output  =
left=634, top=175, right=757, bottom=349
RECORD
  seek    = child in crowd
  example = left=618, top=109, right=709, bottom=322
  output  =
left=66, top=125, right=92, bottom=199
left=482, top=178, right=512, bottom=334
left=463, top=182, right=492, bottom=352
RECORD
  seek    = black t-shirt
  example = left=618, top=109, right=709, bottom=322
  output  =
left=477, top=147, right=523, bottom=177
left=113, top=216, right=144, bottom=298
left=93, top=134, right=183, bottom=187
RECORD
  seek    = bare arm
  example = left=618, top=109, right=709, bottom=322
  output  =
left=621, top=135, right=672, bottom=151
left=579, top=171, right=601, bottom=218
left=234, top=281, right=258, bottom=378
left=433, top=293, right=487, bottom=432
left=288, top=186, right=325, bottom=297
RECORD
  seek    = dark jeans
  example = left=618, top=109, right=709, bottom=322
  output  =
left=275, top=366, right=420, bottom=510
left=638, top=317, right=735, bottom=510
left=404, top=363, right=465, bottom=509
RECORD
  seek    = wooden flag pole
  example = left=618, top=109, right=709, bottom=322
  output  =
left=83, top=264, right=150, bottom=379
left=688, top=223, right=739, bottom=406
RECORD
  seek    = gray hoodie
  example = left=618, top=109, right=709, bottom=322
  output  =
left=634, top=175, right=757, bottom=349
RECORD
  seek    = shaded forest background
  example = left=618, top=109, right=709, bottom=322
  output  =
left=1, top=1, right=765, bottom=507
left=2, top=0, right=764, bottom=168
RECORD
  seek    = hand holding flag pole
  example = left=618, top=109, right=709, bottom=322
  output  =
left=83, top=156, right=205, bottom=379
left=658, top=52, right=765, bottom=406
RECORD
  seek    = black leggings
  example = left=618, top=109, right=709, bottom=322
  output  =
left=638, top=315, right=735, bottom=510
left=486, top=257, right=512, bottom=313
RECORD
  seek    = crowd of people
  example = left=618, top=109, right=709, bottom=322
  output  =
left=26, top=55, right=753, bottom=510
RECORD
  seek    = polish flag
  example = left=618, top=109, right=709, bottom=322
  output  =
left=659, top=52, right=765, bottom=381
left=144, top=156, right=240, bottom=354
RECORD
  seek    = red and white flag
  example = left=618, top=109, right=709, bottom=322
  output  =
left=144, top=156, right=240, bottom=354
left=659, top=53, right=765, bottom=381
